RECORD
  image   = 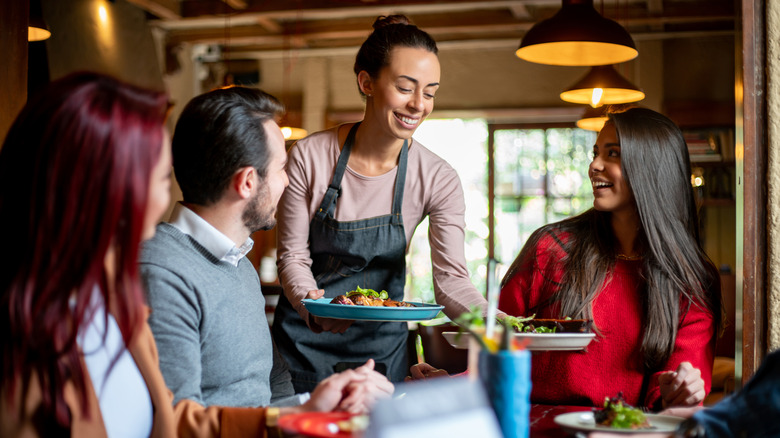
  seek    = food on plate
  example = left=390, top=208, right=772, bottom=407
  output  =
left=330, top=286, right=414, bottom=307
left=593, top=393, right=651, bottom=429
left=505, top=314, right=593, bottom=333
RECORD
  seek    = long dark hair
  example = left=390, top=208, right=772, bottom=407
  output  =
left=502, top=107, right=721, bottom=370
left=353, top=15, right=438, bottom=96
left=0, top=72, right=168, bottom=428
left=172, top=86, right=283, bottom=205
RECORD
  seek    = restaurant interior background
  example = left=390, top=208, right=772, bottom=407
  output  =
left=1, top=0, right=776, bottom=390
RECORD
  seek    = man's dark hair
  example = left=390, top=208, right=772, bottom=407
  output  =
left=172, top=86, right=284, bottom=205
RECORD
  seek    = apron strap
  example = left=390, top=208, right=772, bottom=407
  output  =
left=315, top=122, right=361, bottom=219
left=391, top=139, right=408, bottom=225
left=315, top=121, right=409, bottom=224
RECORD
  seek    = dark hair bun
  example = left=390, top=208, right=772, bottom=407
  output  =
left=373, top=15, right=410, bottom=30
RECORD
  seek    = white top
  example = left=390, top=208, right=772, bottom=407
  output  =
left=169, top=202, right=254, bottom=266
left=78, top=290, right=153, bottom=438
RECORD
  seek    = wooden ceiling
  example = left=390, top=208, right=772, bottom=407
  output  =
left=129, top=0, right=737, bottom=60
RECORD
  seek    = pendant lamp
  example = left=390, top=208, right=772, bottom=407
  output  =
left=560, top=65, right=644, bottom=108
left=28, top=0, right=50, bottom=42
left=516, top=0, right=637, bottom=66
left=281, top=126, right=307, bottom=141
left=576, top=105, right=609, bottom=132
left=576, top=103, right=636, bottom=132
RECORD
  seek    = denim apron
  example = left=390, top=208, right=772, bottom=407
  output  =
left=272, top=122, right=409, bottom=393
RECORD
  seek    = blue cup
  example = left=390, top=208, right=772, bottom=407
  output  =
left=478, top=349, right=531, bottom=438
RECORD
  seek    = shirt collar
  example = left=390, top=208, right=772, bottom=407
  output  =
left=168, top=203, right=254, bottom=267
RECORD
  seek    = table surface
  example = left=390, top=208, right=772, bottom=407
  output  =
left=280, top=404, right=592, bottom=438
left=529, top=404, right=592, bottom=437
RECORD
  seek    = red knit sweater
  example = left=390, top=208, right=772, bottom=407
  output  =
left=498, top=231, right=716, bottom=409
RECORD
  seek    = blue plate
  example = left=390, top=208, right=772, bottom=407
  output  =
left=302, top=298, right=444, bottom=322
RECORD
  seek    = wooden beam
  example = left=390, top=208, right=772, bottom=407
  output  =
left=222, top=0, right=247, bottom=10
left=738, top=0, right=767, bottom=383
left=0, top=0, right=28, bottom=143
left=126, top=0, right=180, bottom=19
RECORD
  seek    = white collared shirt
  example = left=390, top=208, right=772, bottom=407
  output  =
left=168, top=203, right=254, bottom=267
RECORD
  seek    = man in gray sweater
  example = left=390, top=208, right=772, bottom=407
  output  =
left=140, top=86, right=392, bottom=434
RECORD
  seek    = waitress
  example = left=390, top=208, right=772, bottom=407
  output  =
left=272, top=15, right=489, bottom=392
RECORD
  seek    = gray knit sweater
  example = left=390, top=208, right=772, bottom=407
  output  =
left=140, top=223, right=295, bottom=408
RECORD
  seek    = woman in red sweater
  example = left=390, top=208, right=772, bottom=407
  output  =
left=498, top=107, right=721, bottom=411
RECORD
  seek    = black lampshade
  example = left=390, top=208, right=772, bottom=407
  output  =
left=516, top=0, right=637, bottom=66
left=561, top=65, right=644, bottom=107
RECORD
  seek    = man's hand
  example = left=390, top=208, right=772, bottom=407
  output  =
left=305, top=289, right=354, bottom=334
left=302, top=369, right=367, bottom=413
left=405, top=363, right=450, bottom=381
left=300, top=360, right=394, bottom=415
left=659, top=362, right=705, bottom=408
left=338, top=359, right=394, bottom=413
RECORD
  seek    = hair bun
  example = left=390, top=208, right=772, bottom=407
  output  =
left=373, top=15, right=410, bottom=30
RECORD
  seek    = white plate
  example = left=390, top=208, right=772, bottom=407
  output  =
left=554, top=411, right=685, bottom=434
left=441, top=331, right=595, bottom=351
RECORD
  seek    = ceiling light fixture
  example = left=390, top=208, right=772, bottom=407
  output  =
left=28, top=0, right=50, bottom=42
left=560, top=65, right=645, bottom=107
left=281, top=126, right=308, bottom=141
left=516, top=0, right=637, bottom=66
left=576, top=105, right=609, bottom=132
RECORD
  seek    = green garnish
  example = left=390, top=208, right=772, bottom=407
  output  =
left=594, top=394, right=649, bottom=429
left=346, top=286, right=388, bottom=300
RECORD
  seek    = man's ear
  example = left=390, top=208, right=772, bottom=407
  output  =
left=357, top=71, right=373, bottom=97
left=232, top=166, right=256, bottom=200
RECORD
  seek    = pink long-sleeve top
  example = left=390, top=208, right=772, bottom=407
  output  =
left=498, top=230, right=717, bottom=409
left=276, top=125, right=487, bottom=321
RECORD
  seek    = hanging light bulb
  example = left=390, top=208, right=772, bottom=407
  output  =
left=516, top=0, right=637, bottom=66
left=560, top=65, right=645, bottom=107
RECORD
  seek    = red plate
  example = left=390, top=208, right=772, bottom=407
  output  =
left=278, top=412, right=363, bottom=438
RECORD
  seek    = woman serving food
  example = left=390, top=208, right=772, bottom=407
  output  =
left=272, top=15, right=489, bottom=392
left=498, top=107, right=721, bottom=410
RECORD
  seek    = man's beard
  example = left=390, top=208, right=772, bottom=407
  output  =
left=242, top=185, right=276, bottom=233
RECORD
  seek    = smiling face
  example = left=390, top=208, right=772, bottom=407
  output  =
left=360, top=46, right=440, bottom=140
left=589, top=122, right=635, bottom=214
left=242, top=119, right=289, bottom=232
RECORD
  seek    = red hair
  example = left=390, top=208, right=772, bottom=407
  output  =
left=0, top=72, right=168, bottom=428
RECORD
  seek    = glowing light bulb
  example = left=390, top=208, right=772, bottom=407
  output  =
left=590, top=88, right=604, bottom=108
left=98, top=5, right=108, bottom=23
left=281, top=127, right=292, bottom=139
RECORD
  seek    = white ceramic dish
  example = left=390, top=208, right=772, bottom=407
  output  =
left=441, top=331, right=596, bottom=351
left=554, top=411, right=685, bottom=434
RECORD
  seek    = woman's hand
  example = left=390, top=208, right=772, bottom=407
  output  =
left=405, top=363, right=450, bottom=381
left=659, top=362, right=705, bottom=407
left=305, top=289, right=354, bottom=333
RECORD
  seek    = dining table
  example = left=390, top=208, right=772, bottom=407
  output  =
left=279, top=404, right=593, bottom=438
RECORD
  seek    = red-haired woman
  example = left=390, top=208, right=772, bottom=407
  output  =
left=0, top=72, right=177, bottom=436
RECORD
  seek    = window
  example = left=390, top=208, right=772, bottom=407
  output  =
left=405, top=120, right=595, bottom=302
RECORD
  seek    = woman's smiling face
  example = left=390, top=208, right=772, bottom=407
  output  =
left=589, top=122, right=635, bottom=213
left=361, top=46, right=440, bottom=140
